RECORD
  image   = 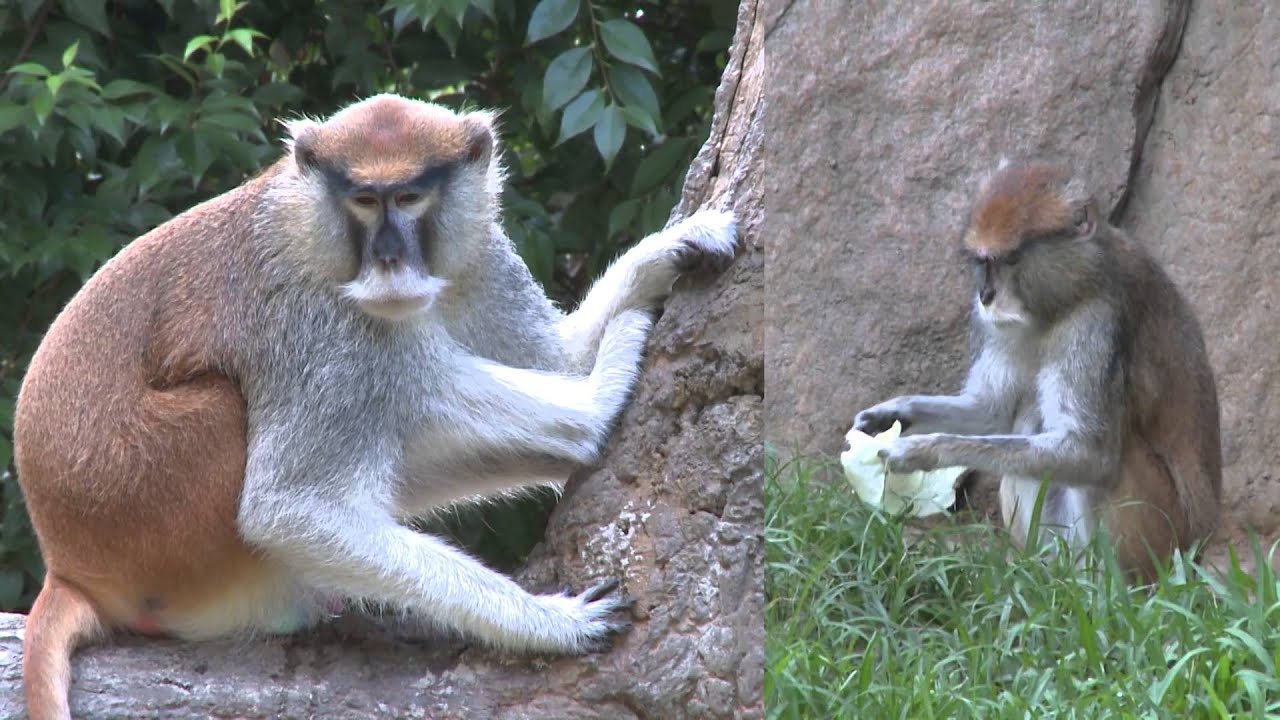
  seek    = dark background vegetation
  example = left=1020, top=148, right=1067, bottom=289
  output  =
left=0, top=0, right=736, bottom=612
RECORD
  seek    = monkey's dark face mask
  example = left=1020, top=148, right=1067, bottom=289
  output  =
left=335, top=181, right=452, bottom=322
left=968, top=252, right=1034, bottom=327
left=967, top=212, right=1100, bottom=327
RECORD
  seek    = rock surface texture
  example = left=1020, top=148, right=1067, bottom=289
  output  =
left=0, top=0, right=764, bottom=716
left=764, top=0, right=1278, bottom=566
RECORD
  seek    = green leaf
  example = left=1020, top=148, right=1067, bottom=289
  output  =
left=7, top=62, right=50, bottom=78
left=441, top=0, right=469, bottom=24
left=45, top=74, right=66, bottom=98
left=176, top=131, right=215, bottom=182
left=62, top=0, right=111, bottom=36
left=599, top=19, right=659, bottom=74
left=225, top=28, right=265, bottom=57
left=200, top=111, right=260, bottom=132
left=526, top=0, right=578, bottom=45
left=432, top=14, right=461, bottom=56
left=631, top=137, right=692, bottom=195
left=542, top=48, right=591, bottom=113
left=695, top=29, right=733, bottom=54
left=0, top=104, right=27, bottom=134
left=608, top=198, right=639, bottom=238
left=471, top=0, right=495, bottom=20
left=251, top=82, right=303, bottom=107
left=207, top=52, right=227, bottom=78
left=100, top=79, right=158, bottom=99
left=31, top=89, right=54, bottom=126
left=619, top=106, right=658, bottom=138
left=391, top=4, right=416, bottom=34
left=608, top=64, right=661, bottom=130
left=62, top=40, right=80, bottom=69
left=556, top=88, right=603, bottom=145
left=58, top=67, right=101, bottom=92
left=216, top=0, right=248, bottom=24
left=148, top=54, right=198, bottom=88
left=93, top=106, right=127, bottom=146
left=183, top=35, right=218, bottom=62
left=592, top=104, right=625, bottom=170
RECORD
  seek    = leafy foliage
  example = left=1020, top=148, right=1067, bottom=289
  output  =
left=0, top=0, right=736, bottom=612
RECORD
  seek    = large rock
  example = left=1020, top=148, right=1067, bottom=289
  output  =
left=0, top=0, right=764, bottom=716
left=764, top=1, right=1278, bottom=562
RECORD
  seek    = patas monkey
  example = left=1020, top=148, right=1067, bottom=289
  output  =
left=15, top=93, right=738, bottom=719
left=854, top=159, right=1221, bottom=582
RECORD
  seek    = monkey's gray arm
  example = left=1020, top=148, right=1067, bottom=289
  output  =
left=558, top=209, right=737, bottom=372
left=237, top=471, right=627, bottom=655
left=881, top=319, right=1124, bottom=487
left=854, top=352, right=1015, bottom=436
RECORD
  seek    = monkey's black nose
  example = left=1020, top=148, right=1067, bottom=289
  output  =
left=980, top=286, right=996, bottom=305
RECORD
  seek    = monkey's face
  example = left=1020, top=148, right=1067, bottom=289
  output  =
left=967, top=252, right=1030, bottom=326
left=286, top=95, right=498, bottom=322
left=962, top=160, right=1102, bottom=326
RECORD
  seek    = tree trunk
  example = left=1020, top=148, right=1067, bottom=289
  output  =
left=0, top=0, right=764, bottom=717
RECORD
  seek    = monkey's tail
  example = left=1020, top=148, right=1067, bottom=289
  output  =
left=23, top=575, right=102, bottom=720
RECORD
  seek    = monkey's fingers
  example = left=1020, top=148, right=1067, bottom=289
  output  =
left=578, top=577, right=622, bottom=603
left=671, top=208, right=740, bottom=273
left=854, top=409, right=898, bottom=435
left=570, top=578, right=634, bottom=654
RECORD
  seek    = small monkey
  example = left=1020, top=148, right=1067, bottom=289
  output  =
left=16, top=93, right=738, bottom=719
left=854, top=158, right=1221, bottom=581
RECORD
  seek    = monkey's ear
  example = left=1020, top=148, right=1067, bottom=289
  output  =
left=1074, top=200, right=1098, bottom=238
left=460, top=114, right=496, bottom=165
left=283, top=118, right=322, bottom=172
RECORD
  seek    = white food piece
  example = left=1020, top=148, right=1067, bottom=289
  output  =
left=840, top=421, right=966, bottom=517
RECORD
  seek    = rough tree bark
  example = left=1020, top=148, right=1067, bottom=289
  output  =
left=0, top=0, right=764, bottom=716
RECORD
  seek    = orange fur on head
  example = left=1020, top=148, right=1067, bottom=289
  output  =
left=963, top=162, right=1075, bottom=257
left=287, top=94, right=491, bottom=186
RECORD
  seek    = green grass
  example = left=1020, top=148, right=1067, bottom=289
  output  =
left=765, top=451, right=1280, bottom=719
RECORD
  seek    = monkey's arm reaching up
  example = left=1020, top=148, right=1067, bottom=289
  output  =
left=558, top=209, right=738, bottom=373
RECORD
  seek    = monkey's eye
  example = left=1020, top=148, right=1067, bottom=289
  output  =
left=352, top=193, right=379, bottom=208
left=395, top=192, right=422, bottom=205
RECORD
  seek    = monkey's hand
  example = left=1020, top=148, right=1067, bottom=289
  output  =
left=879, top=434, right=942, bottom=473
left=855, top=398, right=913, bottom=435
left=668, top=207, right=740, bottom=274
left=536, top=578, right=635, bottom=654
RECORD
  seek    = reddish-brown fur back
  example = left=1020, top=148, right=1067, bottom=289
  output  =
left=15, top=174, right=284, bottom=716
left=1109, top=231, right=1223, bottom=579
